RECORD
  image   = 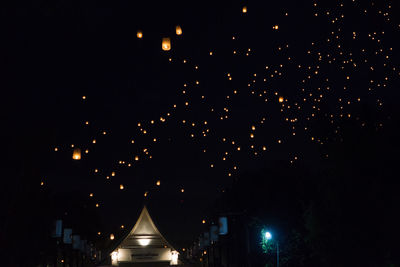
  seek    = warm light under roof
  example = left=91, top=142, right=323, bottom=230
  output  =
left=138, top=238, right=151, bottom=246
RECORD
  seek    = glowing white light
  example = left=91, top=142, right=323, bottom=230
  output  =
left=111, top=251, right=118, bottom=261
left=170, top=250, right=179, bottom=265
left=138, top=238, right=151, bottom=246
left=265, top=232, right=272, bottom=240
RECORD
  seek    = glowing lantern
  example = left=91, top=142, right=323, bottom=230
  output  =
left=111, top=171, right=116, bottom=177
left=162, top=38, right=171, bottom=51
left=279, top=96, right=284, bottom=103
left=72, top=148, right=81, bottom=160
left=110, top=234, right=115, bottom=240
left=137, top=30, right=143, bottom=39
left=120, top=184, right=124, bottom=190
left=156, top=180, right=161, bottom=186
left=273, top=25, right=279, bottom=30
left=242, top=6, right=247, bottom=13
left=176, top=25, right=182, bottom=35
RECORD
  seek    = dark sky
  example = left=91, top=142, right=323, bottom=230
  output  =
left=2, top=0, right=399, bottom=249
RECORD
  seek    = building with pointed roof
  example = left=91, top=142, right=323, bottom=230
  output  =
left=110, top=206, right=179, bottom=266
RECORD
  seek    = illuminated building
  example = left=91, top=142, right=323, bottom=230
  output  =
left=110, top=206, right=179, bottom=266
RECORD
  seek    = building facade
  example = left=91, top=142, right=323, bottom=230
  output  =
left=110, top=206, right=179, bottom=266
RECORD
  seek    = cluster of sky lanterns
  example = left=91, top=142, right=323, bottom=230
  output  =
left=56, top=2, right=398, bottom=236
left=136, top=25, right=182, bottom=51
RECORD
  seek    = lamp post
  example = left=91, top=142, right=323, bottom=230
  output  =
left=265, top=231, right=279, bottom=267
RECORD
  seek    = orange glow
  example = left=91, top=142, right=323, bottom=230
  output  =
left=72, top=148, right=81, bottom=160
left=162, top=38, right=171, bottom=51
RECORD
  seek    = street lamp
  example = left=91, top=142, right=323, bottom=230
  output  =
left=265, top=231, right=272, bottom=240
left=264, top=230, right=279, bottom=267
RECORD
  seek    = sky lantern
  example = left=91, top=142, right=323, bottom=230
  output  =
left=110, top=234, right=115, bottom=240
left=279, top=96, right=284, bottom=103
left=120, top=184, right=124, bottom=190
left=137, top=30, right=143, bottom=39
left=72, top=148, right=81, bottom=160
left=156, top=180, right=161, bottom=186
left=242, top=6, right=247, bottom=13
left=162, top=38, right=171, bottom=51
left=176, top=25, right=182, bottom=35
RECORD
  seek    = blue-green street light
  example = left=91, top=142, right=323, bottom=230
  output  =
left=262, top=230, right=279, bottom=267
left=265, top=231, right=272, bottom=240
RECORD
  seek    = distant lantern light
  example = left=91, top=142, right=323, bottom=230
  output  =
left=273, top=25, right=279, bottom=30
left=135, top=156, right=139, bottom=161
left=110, top=234, right=115, bottom=240
left=89, top=193, right=94, bottom=197
left=144, top=191, right=148, bottom=197
left=176, top=25, right=183, bottom=35
left=202, top=219, right=206, bottom=224
left=156, top=180, right=161, bottom=186
left=121, top=225, right=124, bottom=229
left=111, top=171, right=116, bottom=177
left=242, top=6, right=247, bottom=13
left=137, top=30, right=143, bottom=38
left=120, top=184, right=124, bottom=190
left=279, top=96, right=284, bottom=103
left=72, top=148, right=81, bottom=160
left=162, top=37, right=171, bottom=51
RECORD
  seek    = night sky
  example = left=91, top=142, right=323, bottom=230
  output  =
left=2, top=0, right=400, bottom=256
